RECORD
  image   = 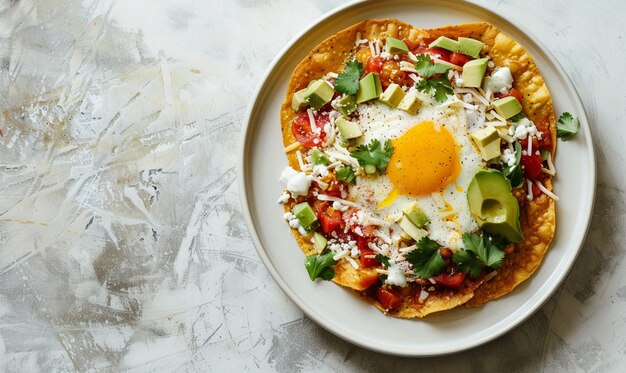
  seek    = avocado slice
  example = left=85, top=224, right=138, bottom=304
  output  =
left=397, top=93, right=421, bottom=114
left=336, top=117, right=362, bottom=139
left=310, top=148, right=330, bottom=165
left=470, top=126, right=502, bottom=161
left=386, top=37, right=409, bottom=54
left=304, top=80, right=334, bottom=109
left=457, top=37, right=484, bottom=58
left=356, top=73, right=382, bottom=103
left=467, top=169, right=523, bottom=243
left=292, top=202, right=319, bottom=232
left=379, top=83, right=406, bottom=107
left=334, top=95, right=356, bottom=115
left=429, top=36, right=458, bottom=52
left=312, top=232, right=327, bottom=252
left=402, top=202, right=429, bottom=228
left=462, top=58, right=489, bottom=88
left=493, top=96, right=522, bottom=119
left=398, top=216, right=428, bottom=242
left=292, top=88, right=309, bottom=111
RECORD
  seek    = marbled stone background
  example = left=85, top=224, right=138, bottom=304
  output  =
left=0, top=0, right=624, bottom=371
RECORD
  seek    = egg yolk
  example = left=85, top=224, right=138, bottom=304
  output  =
left=388, top=121, right=461, bottom=196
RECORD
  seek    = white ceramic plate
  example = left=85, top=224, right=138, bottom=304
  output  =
left=239, top=0, right=596, bottom=356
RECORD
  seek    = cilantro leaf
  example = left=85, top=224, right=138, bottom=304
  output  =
left=350, top=139, right=393, bottom=173
left=375, top=254, right=391, bottom=268
left=335, top=166, right=356, bottom=184
left=502, top=142, right=523, bottom=188
left=557, top=112, right=579, bottom=141
left=305, top=252, right=337, bottom=281
left=334, top=60, right=364, bottom=95
left=415, top=75, right=454, bottom=103
left=452, top=250, right=484, bottom=278
left=452, top=232, right=506, bottom=279
left=406, top=237, right=446, bottom=279
left=414, top=54, right=451, bottom=78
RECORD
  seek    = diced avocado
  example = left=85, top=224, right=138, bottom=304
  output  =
left=291, top=88, right=308, bottom=111
left=364, top=164, right=376, bottom=174
left=312, top=232, right=327, bottom=252
left=304, top=80, right=334, bottom=109
left=398, top=216, right=428, bottom=242
left=397, top=93, right=421, bottom=114
left=310, top=148, right=330, bottom=165
left=467, top=169, right=523, bottom=243
left=335, top=167, right=356, bottom=184
left=292, top=202, right=319, bottom=232
left=335, top=95, right=356, bottom=116
left=402, top=203, right=429, bottom=228
left=462, top=57, right=489, bottom=88
left=429, top=36, right=458, bottom=52
left=493, top=96, right=522, bottom=119
left=470, top=127, right=502, bottom=161
left=457, top=37, right=484, bottom=58
left=386, top=37, right=409, bottom=54
left=434, top=59, right=461, bottom=69
left=355, top=73, right=382, bottom=104
left=379, top=83, right=406, bottom=107
left=336, top=117, right=362, bottom=139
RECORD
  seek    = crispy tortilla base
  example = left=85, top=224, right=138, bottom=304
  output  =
left=280, top=19, right=556, bottom=317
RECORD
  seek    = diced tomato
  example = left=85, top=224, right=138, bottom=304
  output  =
left=450, top=52, right=471, bottom=67
left=376, top=287, right=403, bottom=311
left=434, top=272, right=466, bottom=288
left=402, top=38, right=420, bottom=50
left=519, top=136, right=539, bottom=151
left=314, top=202, right=342, bottom=234
left=359, top=247, right=380, bottom=268
left=531, top=182, right=541, bottom=197
left=508, top=88, right=523, bottom=104
left=412, top=46, right=451, bottom=62
left=535, top=120, right=553, bottom=150
left=521, top=154, right=543, bottom=180
left=323, top=179, right=344, bottom=198
left=290, top=112, right=327, bottom=148
left=365, top=56, right=385, bottom=74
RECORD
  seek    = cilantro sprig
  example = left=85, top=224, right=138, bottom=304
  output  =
left=556, top=112, right=579, bottom=141
left=406, top=237, right=446, bottom=279
left=305, top=252, right=337, bottom=281
left=452, top=232, right=507, bottom=279
left=375, top=254, right=391, bottom=268
left=415, top=76, right=454, bottom=103
left=414, top=54, right=450, bottom=78
left=502, top=142, right=523, bottom=188
left=334, top=60, right=364, bottom=95
left=350, top=139, right=393, bottom=173
left=413, top=54, right=454, bottom=103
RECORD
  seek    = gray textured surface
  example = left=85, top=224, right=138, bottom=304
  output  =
left=0, top=0, right=624, bottom=371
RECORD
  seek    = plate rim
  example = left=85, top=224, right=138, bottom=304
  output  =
left=238, top=0, right=596, bottom=356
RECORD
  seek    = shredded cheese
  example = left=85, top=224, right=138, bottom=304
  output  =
left=316, top=194, right=361, bottom=208
left=306, top=108, right=318, bottom=133
left=526, top=179, right=534, bottom=201
left=284, top=142, right=301, bottom=153
left=535, top=180, right=559, bottom=200
left=345, top=256, right=359, bottom=269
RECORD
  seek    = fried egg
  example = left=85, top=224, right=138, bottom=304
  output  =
left=351, top=98, right=484, bottom=250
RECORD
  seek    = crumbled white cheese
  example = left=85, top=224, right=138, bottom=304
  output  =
left=277, top=192, right=291, bottom=204
left=350, top=247, right=360, bottom=258
left=501, top=148, right=517, bottom=167
left=380, top=51, right=391, bottom=59
left=279, top=166, right=312, bottom=197
left=483, top=67, right=513, bottom=92
left=386, top=265, right=407, bottom=287
left=514, top=124, right=529, bottom=140
left=313, top=164, right=329, bottom=178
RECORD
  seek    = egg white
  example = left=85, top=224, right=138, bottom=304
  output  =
left=350, top=99, right=485, bottom=250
